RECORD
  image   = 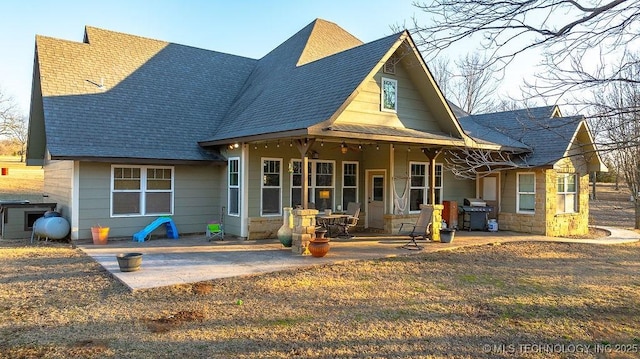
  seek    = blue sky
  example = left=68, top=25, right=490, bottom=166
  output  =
left=0, top=0, right=421, bottom=113
left=2, top=0, right=546, bottom=117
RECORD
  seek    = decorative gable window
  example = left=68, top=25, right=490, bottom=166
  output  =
left=228, top=158, right=240, bottom=216
left=557, top=173, right=577, bottom=213
left=517, top=173, right=535, bottom=213
left=381, top=77, right=398, bottom=112
left=111, top=165, right=173, bottom=216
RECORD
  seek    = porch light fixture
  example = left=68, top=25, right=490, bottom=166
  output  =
left=376, top=144, right=380, bottom=150
left=341, top=142, right=348, bottom=154
left=228, top=143, right=239, bottom=150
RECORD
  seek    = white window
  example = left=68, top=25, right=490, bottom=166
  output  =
left=409, top=162, right=443, bottom=212
left=557, top=173, right=577, bottom=213
left=261, top=158, right=282, bottom=216
left=381, top=77, right=398, bottom=112
left=228, top=158, right=240, bottom=216
left=342, top=162, right=359, bottom=210
left=111, top=165, right=173, bottom=217
left=517, top=173, right=536, bottom=213
left=290, top=160, right=335, bottom=211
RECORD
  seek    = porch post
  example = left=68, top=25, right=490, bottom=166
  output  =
left=423, top=147, right=443, bottom=241
left=422, top=148, right=442, bottom=204
left=295, top=139, right=315, bottom=209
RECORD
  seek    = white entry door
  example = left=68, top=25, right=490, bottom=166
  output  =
left=367, top=172, right=385, bottom=229
left=481, top=175, right=499, bottom=219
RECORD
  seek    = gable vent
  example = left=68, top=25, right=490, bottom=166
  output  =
left=383, top=58, right=396, bottom=74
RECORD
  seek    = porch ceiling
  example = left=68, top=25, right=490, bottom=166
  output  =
left=320, top=123, right=466, bottom=146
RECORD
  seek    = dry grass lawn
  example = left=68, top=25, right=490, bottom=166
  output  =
left=0, top=156, right=44, bottom=203
left=1, top=158, right=639, bottom=358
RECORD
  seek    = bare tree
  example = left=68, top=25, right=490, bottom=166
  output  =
left=0, top=88, right=28, bottom=161
left=0, top=87, right=17, bottom=136
left=4, top=116, right=28, bottom=162
left=410, top=0, right=640, bottom=102
left=428, top=53, right=499, bottom=114
left=429, top=56, right=452, bottom=101
left=592, top=53, right=640, bottom=227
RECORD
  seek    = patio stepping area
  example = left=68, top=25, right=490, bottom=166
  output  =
left=78, top=226, right=639, bottom=291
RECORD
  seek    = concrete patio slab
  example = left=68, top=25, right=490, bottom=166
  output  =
left=77, top=226, right=639, bottom=291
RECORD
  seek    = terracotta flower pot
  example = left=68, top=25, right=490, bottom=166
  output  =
left=308, top=233, right=330, bottom=257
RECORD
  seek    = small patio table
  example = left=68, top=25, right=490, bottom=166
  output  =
left=316, top=214, right=349, bottom=237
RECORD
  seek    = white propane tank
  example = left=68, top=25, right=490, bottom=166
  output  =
left=487, top=219, right=498, bottom=232
left=33, top=216, right=70, bottom=240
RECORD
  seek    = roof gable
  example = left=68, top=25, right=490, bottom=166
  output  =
left=460, top=106, right=598, bottom=166
left=296, top=19, right=363, bottom=66
left=201, top=23, right=402, bottom=144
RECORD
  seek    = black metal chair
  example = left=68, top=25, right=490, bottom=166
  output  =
left=398, top=205, right=433, bottom=250
left=336, top=202, right=360, bottom=238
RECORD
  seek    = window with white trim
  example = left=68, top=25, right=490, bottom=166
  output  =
left=228, top=158, right=240, bottom=216
left=381, top=77, right=398, bottom=112
left=111, top=165, right=173, bottom=216
left=517, top=173, right=536, bottom=213
left=290, top=160, right=335, bottom=211
left=409, top=162, right=443, bottom=212
left=261, top=158, right=282, bottom=216
left=557, top=173, right=577, bottom=213
left=342, top=162, right=359, bottom=210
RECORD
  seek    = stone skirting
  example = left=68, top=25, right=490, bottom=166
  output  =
left=247, top=217, right=281, bottom=240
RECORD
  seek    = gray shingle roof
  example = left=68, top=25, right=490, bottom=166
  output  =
left=459, top=106, right=583, bottom=166
left=201, top=25, right=402, bottom=142
left=36, top=27, right=256, bottom=162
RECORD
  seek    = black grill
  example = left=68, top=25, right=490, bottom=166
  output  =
left=460, top=206, right=493, bottom=230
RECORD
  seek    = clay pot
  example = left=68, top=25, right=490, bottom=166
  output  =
left=308, top=233, right=330, bottom=257
left=277, top=207, right=293, bottom=247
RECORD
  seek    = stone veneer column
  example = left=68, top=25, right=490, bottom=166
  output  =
left=431, top=204, right=444, bottom=241
left=292, top=208, right=319, bottom=255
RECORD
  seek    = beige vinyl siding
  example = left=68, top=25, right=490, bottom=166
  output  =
left=337, top=61, right=441, bottom=131
left=43, top=159, right=74, bottom=217
left=77, top=162, right=221, bottom=240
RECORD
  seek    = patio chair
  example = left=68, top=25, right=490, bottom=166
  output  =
left=335, top=202, right=360, bottom=238
left=206, top=222, right=224, bottom=241
left=398, top=205, right=433, bottom=250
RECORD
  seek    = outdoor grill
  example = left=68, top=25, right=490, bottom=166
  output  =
left=460, top=198, right=493, bottom=231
